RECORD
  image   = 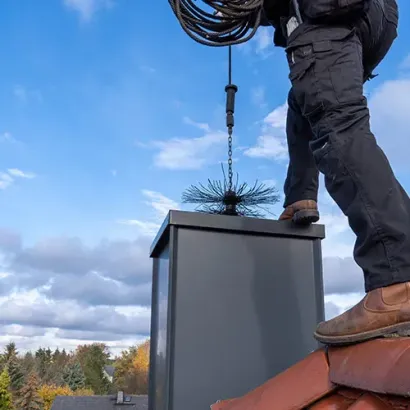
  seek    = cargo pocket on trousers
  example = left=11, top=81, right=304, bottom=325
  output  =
left=327, top=33, right=364, bottom=105
left=287, top=48, right=323, bottom=118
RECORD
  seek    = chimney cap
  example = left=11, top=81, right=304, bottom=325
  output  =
left=116, top=391, right=124, bottom=404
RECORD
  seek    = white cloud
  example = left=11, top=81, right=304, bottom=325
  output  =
left=0, top=230, right=153, bottom=353
left=0, top=173, right=14, bottom=190
left=324, top=292, right=364, bottom=320
left=63, top=0, right=113, bottom=21
left=251, top=86, right=267, bottom=108
left=141, top=189, right=179, bottom=219
left=151, top=117, right=227, bottom=170
left=320, top=212, right=349, bottom=238
left=0, top=289, right=150, bottom=355
left=238, top=27, right=274, bottom=58
left=369, top=78, right=410, bottom=170
left=244, top=135, right=288, bottom=160
left=8, top=168, right=36, bottom=179
left=261, top=179, right=277, bottom=187
left=0, top=132, right=17, bottom=143
left=13, top=85, right=27, bottom=102
left=118, top=190, right=180, bottom=237
left=118, top=220, right=160, bottom=238
left=255, top=27, right=273, bottom=54
left=244, top=102, right=288, bottom=160
left=13, top=85, right=42, bottom=104
left=324, top=301, right=340, bottom=320
left=264, top=102, right=288, bottom=130
left=183, top=116, right=211, bottom=132
left=0, top=169, right=36, bottom=190
left=323, top=257, right=363, bottom=294
left=399, top=54, right=410, bottom=71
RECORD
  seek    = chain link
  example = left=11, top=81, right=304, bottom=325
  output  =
left=228, top=128, right=233, bottom=191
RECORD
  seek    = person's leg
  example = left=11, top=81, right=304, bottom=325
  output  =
left=286, top=2, right=410, bottom=343
left=280, top=88, right=320, bottom=224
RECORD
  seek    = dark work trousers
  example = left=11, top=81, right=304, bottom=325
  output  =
left=283, top=0, right=410, bottom=292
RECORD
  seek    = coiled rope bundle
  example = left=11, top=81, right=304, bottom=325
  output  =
left=168, top=0, right=265, bottom=46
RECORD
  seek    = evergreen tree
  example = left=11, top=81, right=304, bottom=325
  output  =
left=47, top=348, right=70, bottom=386
left=3, top=343, right=17, bottom=364
left=75, top=344, right=111, bottom=394
left=45, top=349, right=52, bottom=365
left=16, top=372, right=43, bottom=410
left=63, top=361, right=85, bottom=391
left=21, top=352, right=36, bottom=376
left=0, top=368, right=13, bottom=410
left=7, top=356, right=24, bottom=391
left=35, top=348, right=50, bottom=381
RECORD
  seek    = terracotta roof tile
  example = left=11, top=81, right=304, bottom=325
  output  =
left=211, top=349, right=335, bottom=410
left=308, top=391, right=354, bottom=409
left=210, top=339, right=410, bottom=410
left=346, top=393, right=393, bottom=409
left=328, top=339, right=410, bottom=396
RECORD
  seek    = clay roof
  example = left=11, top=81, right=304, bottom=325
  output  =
left=211, top=338, right=410, bottom=410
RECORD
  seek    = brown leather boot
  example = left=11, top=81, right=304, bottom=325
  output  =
left=279, top=200, right=319, bottom=225
left=314, top=282, right=410, bottom=345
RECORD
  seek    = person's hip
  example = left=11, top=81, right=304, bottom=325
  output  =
left=357, top=0, right=399, bottom=80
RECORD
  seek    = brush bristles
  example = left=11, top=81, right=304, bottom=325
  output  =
left=182, top=173, right=280, bottom=218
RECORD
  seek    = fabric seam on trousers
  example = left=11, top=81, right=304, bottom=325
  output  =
left=322, top=116, right=399, bottom=276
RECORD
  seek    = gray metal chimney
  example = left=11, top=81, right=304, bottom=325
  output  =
left=148, top=210, right=325, bottom=410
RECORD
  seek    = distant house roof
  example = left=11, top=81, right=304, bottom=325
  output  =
left=51, top=394, right=148, bottom=410
left=104, top=365, right=116, bottom=378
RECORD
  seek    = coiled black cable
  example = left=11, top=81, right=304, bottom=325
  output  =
left=168, top=0, right=265, bottom=47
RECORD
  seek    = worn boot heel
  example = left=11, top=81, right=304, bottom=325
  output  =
left=293, top=209, right=320, bottom=225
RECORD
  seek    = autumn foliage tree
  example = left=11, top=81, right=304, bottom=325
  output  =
left=0, top=339, right=150, bottom=409
left=0, top=368, right=13, bottom=410
left=133, top=340, right=150, bottom=394
left=16, top=372, right=43, bottom=410
left=113, top=339, right=150, bottom=394
left=38, top=384, right=72, bottom=410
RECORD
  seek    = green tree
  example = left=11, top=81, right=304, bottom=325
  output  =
left=35, top=348, right=49, bottom=381
left=113, top=346, right=135, bottom=392
left=75, top=344, right=110, bottom=394
left=21, top=352, right=36, bottom=376
left=3, top=343, right=17, bottom=364
left=0, top=368, right=13, bottom=410
left=16, top=372, right=43, bottom=410
left=63, top=361, right=85, bottom=391
left=50, top=348, right=71, bottom=386
left=7, top=356, right=24, bottom=391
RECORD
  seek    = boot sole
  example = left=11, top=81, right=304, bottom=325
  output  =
left=292, top=209, right=320, bottom=225
left=313, top=321, right=410, bottom=346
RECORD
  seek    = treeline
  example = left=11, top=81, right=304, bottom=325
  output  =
left=0, top=340, right=150, bottom=410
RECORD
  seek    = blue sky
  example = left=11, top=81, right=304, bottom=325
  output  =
left=0, top=0, right=410, bottom=354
